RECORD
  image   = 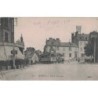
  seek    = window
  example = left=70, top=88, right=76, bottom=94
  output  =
left=63, top=47, right=65, bottom=51
left=69, top=46, right=72, bottom=51
left=74, top=52, right=77, bottom=58
left=69, top=53, right=72, bottom=57
left=81, top=53, right=84, bottom=57
left=86, top=37, right=88, bottom=40
left=80, top=37, right=82, bottom=40
left=5, top=32, right=9, bottom=42
left=57, top=47, right=59, bottom=50
left=4, top=18, right=9, bottom=28
left=80, top=47, right=83, bottom=51
left=62, top=53, right=65, bottom=56
left=80, top=41, right=82, bottom=45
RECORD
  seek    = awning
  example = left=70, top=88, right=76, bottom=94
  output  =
left=0, top=45, right=24, bottom=61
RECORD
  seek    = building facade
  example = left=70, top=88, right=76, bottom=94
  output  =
left=44, top=26, right=90, bottom=62
left=44, top=38, right=78, bottom=61
left=0, top=18, right=14, bottom=43
left=0, top=18, right=24, bottom=69
left=71, top=26, right=89, bottom=60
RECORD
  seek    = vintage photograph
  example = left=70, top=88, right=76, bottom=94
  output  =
left=0, top=17, right=98, bottom=80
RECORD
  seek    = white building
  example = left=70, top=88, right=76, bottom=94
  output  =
left=56, top=43, right=78, bottom=61
left=78, top=40, right=88, bottom=58
left=44, top=38, right=78, bottom=61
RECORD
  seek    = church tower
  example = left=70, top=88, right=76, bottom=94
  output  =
left=0, top=18, right=14, bottom=43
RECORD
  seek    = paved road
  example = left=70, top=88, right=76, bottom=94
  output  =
left=0, top=62, right=98, bottom=80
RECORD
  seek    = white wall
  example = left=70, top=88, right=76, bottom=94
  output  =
left=56, top=46, right=78, bottom=61
left=45, top=45, right=78, bottom=61
left=78, top=41, right=88, bottom=58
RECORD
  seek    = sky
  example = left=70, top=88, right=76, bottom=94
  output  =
left=15, top=17, right=98, bottom=51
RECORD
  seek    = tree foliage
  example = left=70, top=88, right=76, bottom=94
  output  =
left=24, top=47, right=35, bottom=58
left=84, top=31, right=98, bottom=57
left=84, top=42, right=94, bottom=56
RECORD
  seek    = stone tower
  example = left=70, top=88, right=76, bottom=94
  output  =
left=76, top=26, right=81, bottom=34
left=0, top=18, right=14, bottom=43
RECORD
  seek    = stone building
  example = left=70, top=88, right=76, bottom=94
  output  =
left=0, top=18, right=14, bottom=43
left=71, top=26, right=89, bottom=60
left=0, top=18, right=24, bottom=69
left=44, top=26, right=90, bottom=62
left=44, top=38, right=78, bottom=61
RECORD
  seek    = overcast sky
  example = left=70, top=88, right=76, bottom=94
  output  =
left=15, top=17, right=98, bottom=51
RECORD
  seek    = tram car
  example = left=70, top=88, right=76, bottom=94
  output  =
left=40, top=53, right=57, bottom=63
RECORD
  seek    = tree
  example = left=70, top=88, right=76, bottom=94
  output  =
left=36, top=50, right=42, bottom=56
left=84, top=31, right=98, bottom=61
left=24, top=47, right=35, bottom=59
left=84, top=42, right=94, bottom=57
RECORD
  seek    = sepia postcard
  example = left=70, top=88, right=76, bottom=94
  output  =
left=0, top=17, right=98, bottom=80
